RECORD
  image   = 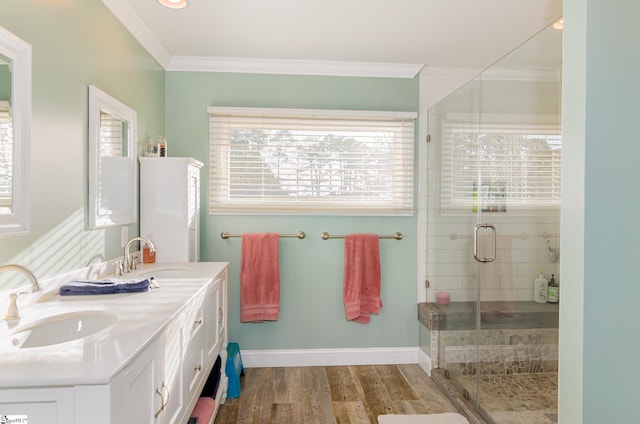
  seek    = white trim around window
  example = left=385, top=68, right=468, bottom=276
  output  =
left=208, top=107, right=417, bottom=215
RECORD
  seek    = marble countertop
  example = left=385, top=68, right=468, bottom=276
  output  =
left=0, top=262, right=228, bottom=388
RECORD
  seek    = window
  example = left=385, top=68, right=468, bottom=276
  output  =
left=440, top=114, right=561, bottom=213
left=208, top=107, right=416, bottom=215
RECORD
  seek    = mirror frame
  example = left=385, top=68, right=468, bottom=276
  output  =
left=88, top=85, right=137, bottom=229
left=0, top=26, right=31, bottom=236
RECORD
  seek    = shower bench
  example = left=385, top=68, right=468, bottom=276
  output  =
left=418, top=301, right=559, bottom=373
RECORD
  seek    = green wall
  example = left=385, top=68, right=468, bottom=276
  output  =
left=0, top=1, right=164, bottom=285
left=0, top=64, right=9, bottom=101
left=561, top=0, right=640, bottom=421
left=166, top=72, right=420, bottom=349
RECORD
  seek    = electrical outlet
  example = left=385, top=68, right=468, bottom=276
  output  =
left=121, top=226, right=128, bottom=248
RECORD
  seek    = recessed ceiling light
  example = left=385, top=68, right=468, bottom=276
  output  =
left=158, top=0, right=187, bottom=9
left=553, top=18, right=564, bottom=30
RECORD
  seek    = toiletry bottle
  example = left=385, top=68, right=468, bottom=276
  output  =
left=143, top=237, right=156, bottom=264
left=547, top=274, right=559, bottom=303
left=534, top=271, right=548, bottom=303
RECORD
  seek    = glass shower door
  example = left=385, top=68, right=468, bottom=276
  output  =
left=472, top=21, right=562, bottom=423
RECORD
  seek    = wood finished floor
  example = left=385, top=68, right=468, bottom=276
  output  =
left=213, top=364, right=459, bottom=424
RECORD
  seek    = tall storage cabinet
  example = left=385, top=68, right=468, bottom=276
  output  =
left=140, top=157, right=203, bottom=262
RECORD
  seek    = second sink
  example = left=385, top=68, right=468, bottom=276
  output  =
left=9, top=310, right=118, bottom=349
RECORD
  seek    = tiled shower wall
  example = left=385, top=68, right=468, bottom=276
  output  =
left=418, top=68, right=561, bottom=304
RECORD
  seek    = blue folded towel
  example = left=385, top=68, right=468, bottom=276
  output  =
left=59, top=278, right=152, bottom=296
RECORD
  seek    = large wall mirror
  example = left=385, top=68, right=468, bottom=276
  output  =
left=0, top=25, right=31, bottom=236
left=88, top=85, right=137, bottom=228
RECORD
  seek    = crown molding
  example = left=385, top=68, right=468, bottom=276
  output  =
left=166, top=56, right=424, bottom=78
left=102, top=0, right=172, bottom=68
left=102, top=0, right=422, bottom=77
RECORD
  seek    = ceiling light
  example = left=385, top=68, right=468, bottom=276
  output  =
left=158, top=0, right=187, bottom=9
left=553, top=18, right=564, bottom=30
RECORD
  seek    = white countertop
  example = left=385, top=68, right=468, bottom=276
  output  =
left=0, top=262, right=228, bottom=388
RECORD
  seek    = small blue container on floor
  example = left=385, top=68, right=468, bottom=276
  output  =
left=226, top=342, right=244, bottom=398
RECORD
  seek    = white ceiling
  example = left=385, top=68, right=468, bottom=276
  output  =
left=105, top=0, right=563, bottom=77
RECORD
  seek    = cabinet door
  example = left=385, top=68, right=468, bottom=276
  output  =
left=121, top=344, right=159, bottom=424
left=120, top=320, right=184, bottom=424
left=0, top=387, right=74, bottom=424
left=205, top=277, right=225, bottom=361
left=158, top=316, right=185, bottom=424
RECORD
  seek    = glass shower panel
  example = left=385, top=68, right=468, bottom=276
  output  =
left=426, top=74, right=482, bottom=407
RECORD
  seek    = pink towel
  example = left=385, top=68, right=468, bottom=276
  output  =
left=191, top=397, right=215, bottom=423
left=240, top=233, right=280, bottom=322
left=343, top=234, right=382, bottom=323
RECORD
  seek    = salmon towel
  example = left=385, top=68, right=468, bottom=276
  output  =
left=190, top=397, right=215, bottom=423
left=344, top=234, right=382, bottom=323
left=240, top=233, right=280, bottom=322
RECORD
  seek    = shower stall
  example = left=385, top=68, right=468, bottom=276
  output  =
left=421, top=20, right=562, bottom=424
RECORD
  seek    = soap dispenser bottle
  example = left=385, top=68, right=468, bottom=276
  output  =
left=534, top=271, right=548, bottom=303
left=547, top=274, right=559, bottom=303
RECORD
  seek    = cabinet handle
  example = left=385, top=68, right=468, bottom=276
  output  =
left=162, top=382, right=169, bottom=411
left=218, top=308, right=223, bottom=323
left=194, top=364, right=202, bottom=372
left=194, top=317, right=203, bottom=326
left=154, top=387, right=165, bottom=418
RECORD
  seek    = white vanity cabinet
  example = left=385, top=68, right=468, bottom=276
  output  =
left=140, top=157, right=203, bottom=262
left=0, top=263, right=229, bottom=424
left=115, top=273, right=228, bottom=424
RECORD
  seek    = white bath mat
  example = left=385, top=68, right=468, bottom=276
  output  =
left=377, top=412, right=470, bottom=424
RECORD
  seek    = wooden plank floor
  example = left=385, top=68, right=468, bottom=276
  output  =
left=214, top=364, right=459, bottom=424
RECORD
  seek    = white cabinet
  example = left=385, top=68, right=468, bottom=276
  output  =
left=205, top=269, right=228, bottom=363
left=0, top=387, right=75, bottom=424
left=116, top=270, right=228, bottom=424
left=120, top=317, right=184, bottom=424
left=0, top=264, right=229, bottom=424
left=140, top=157, right=203, bottom=262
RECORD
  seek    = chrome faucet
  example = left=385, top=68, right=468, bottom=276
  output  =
left=1, top=264, right=40, bottom=321
left=123, top=236, right=156, bottom=274
left=0, top=264, right=40, bottom=293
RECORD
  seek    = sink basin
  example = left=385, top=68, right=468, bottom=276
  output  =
left=137, top=267, right=195, bottom=279
left=9, top=310, right=117, bottom=348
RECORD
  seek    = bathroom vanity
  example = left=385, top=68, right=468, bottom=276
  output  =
left=0, top=262, right=228, bottom=424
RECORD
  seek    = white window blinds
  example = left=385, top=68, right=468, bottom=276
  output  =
left=440, top=115, right=561, bottom=213
left=208, top=107, right=416, bottom=215
left=0, top=101, right=12, bottom=210
left=99, top=111, right=125, bottom=157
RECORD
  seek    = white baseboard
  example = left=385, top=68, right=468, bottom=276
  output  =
left=418, top=348, right=433, bottom=376
left=241, top=347, right=420, bottom=368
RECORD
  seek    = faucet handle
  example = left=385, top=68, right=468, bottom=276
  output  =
left=131, top=255, right=138, bottom=271
left=115, top=260, right=124, bottom=277
left=5, top=291, right=28, bottom=321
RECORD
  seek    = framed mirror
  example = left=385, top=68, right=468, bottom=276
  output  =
left=0, top=25, right=31, bottom=236
left=88, top=85, right=137, bottom=228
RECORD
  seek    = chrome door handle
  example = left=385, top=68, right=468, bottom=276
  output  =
left=473, top=223, right=496, bottom=263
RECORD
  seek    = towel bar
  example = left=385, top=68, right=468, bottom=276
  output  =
left=220, top=231, right=306, bottom=240
left=320, top=232, right=403, bottom=240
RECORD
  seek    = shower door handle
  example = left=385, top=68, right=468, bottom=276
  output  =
left=473, top=223, right=496, bottom=263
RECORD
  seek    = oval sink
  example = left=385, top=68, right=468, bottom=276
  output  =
left=10, top=310, right=117, bottom=349
left=138, top=267, right=194, bottom=279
